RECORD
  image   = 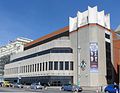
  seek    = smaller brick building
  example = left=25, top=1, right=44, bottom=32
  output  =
left=113, top=26, right=120, bottom=84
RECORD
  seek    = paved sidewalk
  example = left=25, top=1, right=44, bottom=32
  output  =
left=81, top=86, right=105, bottom=93
left=23, top=85, right=106, bottom=93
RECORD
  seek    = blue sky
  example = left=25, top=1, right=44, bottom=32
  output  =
left=0, top=0, right=120, bottom=46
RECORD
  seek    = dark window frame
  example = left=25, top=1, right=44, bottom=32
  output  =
left=37, top=63, right=39, bottom=71
left=43, top=62, right=44, bottom=71
left=35, top=64, right=37, bottom=72
left=40, top=63, right=42, bottom=71
left=46, top=62, right=47, bottom=71
left=49, top=61, right=53, bottom=70
left=65, top=61, right=69, bottom=70
left=59, top=61, right=64, bottom=70
left=105, top=33, right=110, bottom=39
left=54, top=61, right=58, bottom=70
left=70, top=61, right=73, bottom=70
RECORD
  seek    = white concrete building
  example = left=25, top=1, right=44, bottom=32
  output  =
left=0, top=37, right=32, bottom=81
left=0, top=37, right=33, bottom=57
left=4, top=6, right=116, bottom=87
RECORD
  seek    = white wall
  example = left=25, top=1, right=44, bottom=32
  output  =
left=69, top=6, right=110, bottom=32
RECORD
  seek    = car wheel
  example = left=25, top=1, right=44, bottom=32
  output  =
left=34, top=87, right=36, bottom=90
left=72, top=89, right=75, bottom=92
left=61, top=87, right=64, bottom=91
left=75, top=88, right=78, bottom=92
left=105, top=91, right=110, bottom=93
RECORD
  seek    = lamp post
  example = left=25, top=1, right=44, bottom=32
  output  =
left=77, top=47, right=81, bottom=86
left=18, top=62, right=21, bottom=84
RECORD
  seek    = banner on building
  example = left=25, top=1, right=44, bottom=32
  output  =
left=90, top=42, right=98, bottom=72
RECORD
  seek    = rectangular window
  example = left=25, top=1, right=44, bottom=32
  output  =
left=28, top=65, right=29, bottom=72
left=49, top=61, right=53, bottom=70
left=37, top=63, right=39, bottom=71
left=40, top=63, right=41, bottom=71
left=32, top=64, right=34, bottom=72
left=105, top=33, right=110, bottom=39
left=51, top=48, right=73, bottom=53
left=65, top=61, right=69, bottom=70
left=70, top=61, right=73, bottom=70
left=54, top=61, right=58, bottom=70
left=105, top=41, right=113, bottom=84
left=46, top=62, right=47, bottom=71
left=35, top=64, right=37, bottom=72
left=59, top=61, right=63, bottom=70
left=30, top=65, right=32, bottom=72
left=20, top=66, right=22, bottom=73
left=24, top=66, right=25, bottom=73
left=43, top=62, right=44, bottom=71
left=22, top=66, right=23, bottom=73
left=21, top=66, right=23, bottom=73
left=26, top=65, right=27, bottom=73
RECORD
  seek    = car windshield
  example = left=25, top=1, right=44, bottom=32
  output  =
left=31, top=83, right=40, bottom=85
left=114, top=85, right=118, bottom=88
left=17, top=83, right=21, bottom=84
left=64, top=84, right=72, bottom=86
left=107, top=84, right=118, bottom=88
left=36, top=84, right=40, bottom=85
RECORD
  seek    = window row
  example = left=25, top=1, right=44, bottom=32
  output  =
left=11, top=47, right=73, bottom=63
left=5, top=61, right=74, bottom=74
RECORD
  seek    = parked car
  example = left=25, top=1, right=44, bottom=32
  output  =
left=13, top=83, right=23, bottom=88
left=30, top=83, right=44, bottom=89
left=61, top=84, right=83, bottom=92
left=41, top=83, right=50, bottom=87
left=2, top=81, right=12, bottom=87
left=0, top=82, right=3, bottom=87
left=104, top=84, right=119, bottom=93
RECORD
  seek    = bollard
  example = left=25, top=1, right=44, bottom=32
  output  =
left=59, top=87, right=62, bottom=93
left=74, top=91, right=77, bottom=93
left=59, top=87, right=61, bottom=91
left=101, top=86, right=103, bottom=92
left=45, top=87, right=47, bottom=90
left=96, top=89, right=99, bottom=93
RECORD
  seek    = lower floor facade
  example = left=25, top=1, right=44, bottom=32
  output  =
left=5, top=76, right=73, bottom=86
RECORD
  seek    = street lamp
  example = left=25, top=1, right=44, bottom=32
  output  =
left=77, top=46, right=81, bottom=86
left=18, top=63, right=21, bottom=84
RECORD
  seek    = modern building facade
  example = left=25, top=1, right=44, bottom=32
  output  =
left=4, top=6, right=119, bottom=86
left=0, top=37, right=32, bottom=81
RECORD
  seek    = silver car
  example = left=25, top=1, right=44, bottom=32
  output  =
left=13, top=83, right=23, bottom=88
left=30, top=83, right=44, bottom=89
left=61, top=84, right=83, bottom=92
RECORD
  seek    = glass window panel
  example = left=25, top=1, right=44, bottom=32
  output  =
left=40, top=63, right=42, bottom=71
left=35, top=64, right=37, bottom=72
left=46, top=62, right=47, bottom=71
left=49, top=61, right=53, bottom=70
left=43, top=62, right=44, bottom=71
left=30, top=65, right=32, bottom=72
left=54, top=61, right=58, bottom=70
left=32, top=64, right=34, bottom=72
left=37, top=63, right=39, bottom=71
left=59, top=61, right=63, bottom=70
left=65, top=61, right=69, bottom=70
left=70, top=61, right=73, bottom=70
